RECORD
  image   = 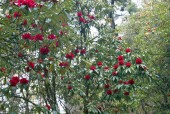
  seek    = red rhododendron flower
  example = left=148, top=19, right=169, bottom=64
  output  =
left=117, top=55, right=124, bottom=61
left=118, top=36, right=122, bottom=40
left=22, top=19, right=27, bottom=26
left=28, top=61, right=35, bottom=69
left=124, top=92, right=130, bottom=96
left=106, top=89, right=112, bottom=95
left=83, top=19, right=88, bottom=24
left=123, top=81, right=129, bottom=85
left=14, top=0, right=37, bottom=8
left=113, top=63, right=119, bottom=70
left=80, top=49, right=86, bottom=54
left=40, top=46, right=50, bottom=55
left=6, top=14, right=12, bottom=19
left=59, top=30, right=63, bottom=36
left=56, top=42, right=59, bottom=47
left=75, top=49, right=79, bottom=53
left=34, top=34, right=43, bottom=41
left=31, top=23, right=37, bottom=28
left=104, top=84, right=110, bottom=89
left=118, top=60, right=124, bottom=65
left=97, top=62, right=102, bottom=67
left=126, top=62, right=131, bottom=67
left=48, top=34, right=56, bottom=40
left=88, top=15, right=95, bottom=20
left=25, top=66, right=31, bottom=72
left=66, top=52, right=74, bottom=60
left=14, top=12, right=22, bottom=18
left=77, top=11, right=82, bottom=17
left=22, top=33, right=31, bottom=40
left=0, top=67, right=6, bottom=72
left=136, top=58, right=142, bottom=64
left=104, top=66, right=109, bottom=71
left=84, top=75, right=90, bottom=80
left=10, top=76, right=20, bottom=86
left=90, top=66, right=96, bottom=71
left=20, top=78, right=29, bottom=84
left=128, top=79, right=135, bottom=85
left=59, top=62, right=69, bottom=67
left=46, top=104, right=51, bottom=110
left=18, top=52, right=23, bottom=57
left=126, top=48, right=131, bottom=53
left=112, top=71, right=118, bottom=76
left=79, top=17, right=84, bottom=22
left=114, top=89, right=118, bottom=93
left=67, top=85, right=72, bottom=90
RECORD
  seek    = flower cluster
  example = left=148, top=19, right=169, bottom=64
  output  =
left=9, top=76, right=29, bottom=86
left=14, top=0, right=37, bottom=8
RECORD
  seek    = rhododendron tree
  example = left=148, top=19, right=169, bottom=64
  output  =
left=0, top=0, right=150, bottom=114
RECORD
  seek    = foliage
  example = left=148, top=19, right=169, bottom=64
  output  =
left=0, top=0, right=150, bottom=114
left=119, top=0, right=170, bottom=113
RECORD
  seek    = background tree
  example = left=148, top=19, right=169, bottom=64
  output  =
left=119, top=0, right=170, bottom=113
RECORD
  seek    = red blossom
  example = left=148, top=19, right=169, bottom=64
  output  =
left=128, top=79, right=135, bottom=85
left=113, top=63, right=119, bottom=70
left=97, top=62, right=102, bottom=67
left=106, top=89, right=112, bottom=95
left=59, top=62, right=69, bottom=67
left=22, top=19, right=27, bottom=26
left=0, top=67, right=6, bottom=72
left=14, top=0, right=37, bottom=8
left=22, top=33, right=32, bottom=40
left=104, top=84, right=110, bottom=89
left=126, top=48, right=131, bottom=53
left=79, top=17, right=84, bottom=22
left=90, top=66, right=96, bottom=71
left=18, top=52, right=23, bottom=57
left=126, top=62, right=131, bottom=67
left=40, top=46, right=50, bottom=55
left=124, top=92, right=130, bottom=96
left=56, top=42, right=59, bottom=47
left=48, top=34, right=56, bottom=40
left=20, top=78, right=29, bottom=84
left=14, top=12, right=22, bottom=18
left=28, top=61, right=35, bottom=69
left=84, top=75, right=91, bottom=80
left=31, top=23, right=37, bottom=28
left=75, top=49, right=79, bottom=53
left=25, top=67, right=31, bottom=72
left=6, top=14, right=12, bottom=19
left=66, top=52, right=75, bottom=60
left=67, top=85, right=72, bottom=90
left=46, top=104, right=51, bottom=110
left=9, top=76, right=19, bottom=86
left=88, top=15, right=95, bottom=20
left=114, top=89, right=118, bottom=93
left=77, top=11, right=82, bottom=17
left=34, top=34, right=43, bottom=41
left=104, top=66, right=109, bottom=71
left=112, top=71, right=118, bottom=76
left=118, top=60, right=124, bottom=65
left=80, top=49, right=86, bottom=54
left=117, top=55, right=124, bottom=61
left=118, top=36, right=122, bottom=40
left=59, top=30, right=64, bottom=36
left=136, top=58, right=142, bottom=64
